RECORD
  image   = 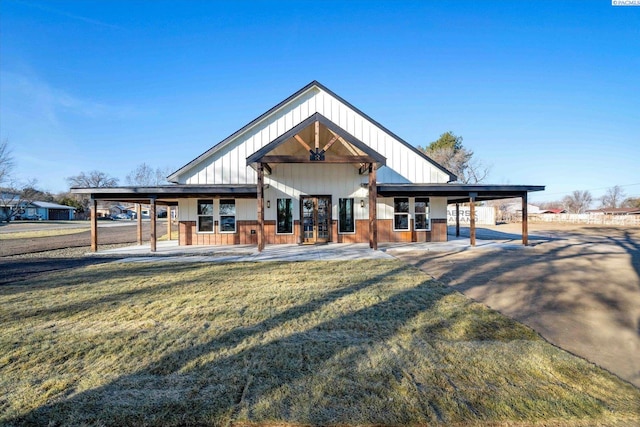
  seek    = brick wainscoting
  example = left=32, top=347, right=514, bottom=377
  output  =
left=178, top=218, right=447, bottom=245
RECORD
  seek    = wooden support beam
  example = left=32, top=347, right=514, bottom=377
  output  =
left=257, top=163, right=265, bottom=252
left=369, top=163, right=378, bottom=250
left=522, top=192, right=529, bottom=246
left=314, top=121, right=320, bottom=150
left=263, top=163, right=272, bottom=175
left=136, top=203, right=142, bottom=245
left=328, top=128, right=360, bottom=156
left=455, top=203, right=460, bottom=238
left=469, top=193, right=476, bottom=247
left=260, top=155, right=376, bottom=164
left=150, top=198, right=157, bottom=252
left=90, top=199, right=98, bottom=252
left=358, top=164, right=368, bottom=175
left=166, top=206, right=172, bottom=241
left=294, top=134, right=312, bottom=151
left=322, top=133, right=340, bottom=152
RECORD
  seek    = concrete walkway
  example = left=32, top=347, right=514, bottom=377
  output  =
left=96, top=240, right=394, bottom=262
left=93, top=233, right=540, bottom=263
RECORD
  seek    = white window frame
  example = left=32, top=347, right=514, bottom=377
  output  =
left=276, top=198, right=294, bottom=235
left=393, top=197, right=410, bottom=231
left=197, top=199, right=215, bottom=234
left=338, top=198, right=356, bottom=234
left=414, top=197, right=431, bottom=231
left=219, top=199, right=236, bottom=233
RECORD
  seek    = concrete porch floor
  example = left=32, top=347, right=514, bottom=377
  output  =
left=91, top=233, right=538, bottom=263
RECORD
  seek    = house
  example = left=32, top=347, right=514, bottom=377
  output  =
left=72, top=81, right=544, bottom=251
left=587, top=208, right=640, bottom=216
left=540, top=208, right=567, bottom=214
left=0, top=199, right=75, bottom=221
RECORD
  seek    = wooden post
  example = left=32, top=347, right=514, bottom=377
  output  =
left=166, top=206, right=172, bottom=241
left=257, top=163, right=265, bottom=252
left=150, top=197, right=157, bottom=252
left=90, top=198, right=98, bottom=252
left=368, top=163, right=378, bottom=250
left=455, top=203, right=460, bottom=237
left=136, top=203, right=142, bottom=245
left=522, top=192, right=529, bottom=246
left=469, top=193, right=476, bottom=247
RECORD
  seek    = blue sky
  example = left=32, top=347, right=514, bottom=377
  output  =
left=1, top=0, right=639, bottom=203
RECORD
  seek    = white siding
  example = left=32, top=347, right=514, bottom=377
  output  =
left=178, top=199, right=197, bottom=221
left=263, top=164, right=368, bottom=221
left=430, top=197, right=448, bottom=219
left=176, top=85, right=451, bottom=185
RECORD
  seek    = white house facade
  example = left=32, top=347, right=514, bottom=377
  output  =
left=73, top=81, right=544, bottom=251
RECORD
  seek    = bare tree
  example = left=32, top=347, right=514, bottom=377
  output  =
left=600, top=185, right=626, bottom=209
left=67, top=170, right=119, bottom=188
left=623, top=197, right=640, bottom=209
left=125, top=163, right=171, bottom=186
left=1, top=179, right=41, bottom=222
left=562, top=190, right=593, bottom=214
left=0, top=139, right=15, bottom=186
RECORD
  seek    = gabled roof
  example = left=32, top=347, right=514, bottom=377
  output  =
left=246, top=112, right=386, bottom=166
left=167, top=80, right=456, bottom=183
left=32, top=201, right=76, bottom=210
left=587, top=207, right=640, bottom=215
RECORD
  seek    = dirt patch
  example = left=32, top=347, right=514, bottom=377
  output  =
left=392, top=223, right=640, bottom=387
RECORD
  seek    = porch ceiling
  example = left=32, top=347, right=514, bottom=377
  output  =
left=246, top=112, right=386, bottom=173
left=377, top=183, right=545, bottom=203
left=70, top=184, right=257, bottom=205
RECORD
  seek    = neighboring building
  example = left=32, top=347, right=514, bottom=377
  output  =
left=587, top=208, right=640, bottom=216
left=540, top=208, right=567, bottom=214
left=0, top=199, right=75, bottom=221
left=73, top=81, right=544, bottom=251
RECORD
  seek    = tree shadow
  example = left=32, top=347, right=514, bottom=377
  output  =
left=9, top=264, right=448, bottom=425
left=447, top=226, right=552, bottom=242
left=396, top=227, right=640, bottom=386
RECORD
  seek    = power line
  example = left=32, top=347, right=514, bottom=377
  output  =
left=541, top=183, right=640, bottom=197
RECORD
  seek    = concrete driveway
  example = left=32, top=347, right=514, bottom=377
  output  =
left=390, top=224, right=640, bottom=388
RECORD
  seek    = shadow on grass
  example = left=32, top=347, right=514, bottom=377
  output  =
left=399, top=226, right=640, bottom=386
left=8, top=264, right=452, bottom=426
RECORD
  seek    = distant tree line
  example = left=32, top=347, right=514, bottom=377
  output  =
left=0, top=139, right=173, bottom=221
left=539, top=185, right=640, bottom=214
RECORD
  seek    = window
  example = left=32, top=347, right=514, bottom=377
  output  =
left=394, top=198, right=410, bottom=230
left=197, top=200, right=214, bottom=232
left=339, top=198, right=355, bottom=233
left=219, top=199, right=236, bottom=233
left=277, top=198, right=293, bottom=234
left=414, top=198, right=430, bottom=230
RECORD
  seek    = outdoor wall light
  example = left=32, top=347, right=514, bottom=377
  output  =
left=360, top=200, right=365, bottom=208
left=267, top=200, right=271, bottom=209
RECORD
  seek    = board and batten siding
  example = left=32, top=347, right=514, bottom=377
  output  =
left=177, top=86, right=450, bottom=186
left=264, top=164, right=369, bottom=222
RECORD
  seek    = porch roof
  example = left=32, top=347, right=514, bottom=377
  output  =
left=72, top=183, right=544, bottom=205
left=71, top=184, right=258, bottom=204
left=377, top=183, right=545, bottom=203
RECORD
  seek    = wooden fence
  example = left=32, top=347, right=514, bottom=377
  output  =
left=528, top=213, right=640, bottom=226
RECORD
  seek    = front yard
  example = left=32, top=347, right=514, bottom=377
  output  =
left=1, top=259, right=638, bottom=426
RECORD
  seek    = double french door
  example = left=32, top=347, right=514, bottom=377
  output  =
left=301, top=196, right=331, bottom=244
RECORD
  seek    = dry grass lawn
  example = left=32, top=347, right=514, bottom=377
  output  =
left=1, top=259, right=638, bottom=426
left=0, top=227, right=88, bottom=240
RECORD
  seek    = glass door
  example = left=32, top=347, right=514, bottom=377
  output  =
left=301, top=196, right=331, bottom=244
